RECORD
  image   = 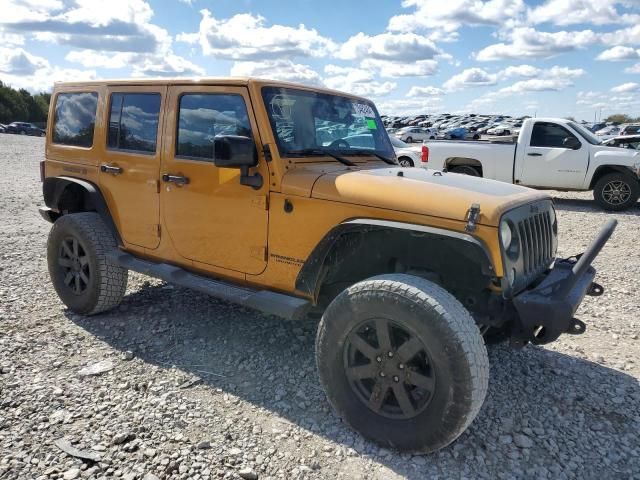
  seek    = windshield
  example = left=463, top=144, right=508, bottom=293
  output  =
left=262, top=86, right=394, bottom=158
left=389, top=136, right=409, bottom=148
left=569, top=121, right=602, bottom=145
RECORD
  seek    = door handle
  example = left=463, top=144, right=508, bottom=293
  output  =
left=100, top=164, right=123, bottom=175
left=162, top=174, right=190, bottom=186
left=527, top=153, right=542, bottom=157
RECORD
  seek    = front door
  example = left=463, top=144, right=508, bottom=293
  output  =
left=98, top=86, right=165, bottom=249
left=517, top=121, right=587, bottom=189
left=160, top=85, right=269, bottom=275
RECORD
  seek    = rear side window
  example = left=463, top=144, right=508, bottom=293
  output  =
left=52, top=92, right=98, bottom=147
left=176, top=94, right=252, bottom=161
left=530, top=122, right=578, bottom=148
left=108, top=93, right=161, bottom=153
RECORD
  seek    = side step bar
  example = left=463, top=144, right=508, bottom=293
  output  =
left=107, top=251, right=311, bottom=321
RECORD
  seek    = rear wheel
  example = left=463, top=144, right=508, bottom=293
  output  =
left=405, top=136, right=413, bottom=143
left=47, top=212, right=128, bottom=315
left=398, top=157, right=414, bottom=167
left=451, top=165, right=480, bottom=176
left=593, top=172, right=639, bottom=211
left=316, top=274, right=489, bottom=453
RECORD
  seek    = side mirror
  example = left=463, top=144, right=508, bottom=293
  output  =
left=213, top=135, right=262, bottom=189
left=214, top=135, right=257, bottom=168
left=563, top=136, right=580, bottom=150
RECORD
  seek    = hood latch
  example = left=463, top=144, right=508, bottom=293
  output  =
left=465, top=203, right=481, bottom=232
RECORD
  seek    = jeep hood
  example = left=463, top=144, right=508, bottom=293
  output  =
left=307, top=166, right=549, bottom=226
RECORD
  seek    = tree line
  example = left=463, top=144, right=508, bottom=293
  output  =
left=0, top=81, right=50, bottom=125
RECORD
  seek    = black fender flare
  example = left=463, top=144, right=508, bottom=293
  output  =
left=295, top=218, right=495, bottom=300
left=42, top=176, right=122, bottom=245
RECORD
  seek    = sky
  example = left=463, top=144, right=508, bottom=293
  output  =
left=1, top=0, right=639, bottom=120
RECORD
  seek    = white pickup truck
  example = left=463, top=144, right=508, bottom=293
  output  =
left=424, top=117, right=640, bottom=210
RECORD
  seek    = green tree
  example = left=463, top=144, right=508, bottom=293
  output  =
left=605, top=114, right=633, bottom=124
left=0, top=80, right=51, bottom=124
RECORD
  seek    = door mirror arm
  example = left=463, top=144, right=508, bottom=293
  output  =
left=240, top=165, right=263, bottom=190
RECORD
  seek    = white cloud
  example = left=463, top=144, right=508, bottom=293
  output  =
left=323, top=65, right=397, bottom=97
left=625, top=63, right=640, bottom=73
left=360, top=58, right=439, bottom=78
left=0, top=46, right=95, bottom=92
left=230, top=59, right=322, bottom=86
left=528, top=0, right=639, bottom=26
left=443, top=68, right=497, bottom=91
left=337, top=32, right=439, bottom=62
left=611, top=82, right=640, bottom=93
left=498, top=64, right=540, bottom=78
left=406, top=86, right=444, bottom=97
left=499, top=78, right=574, bottom=94
left=132, top=53, right=205, bottom=77
left=177, top=10, right=335, bottom=60
left=0, top=0, right=170, bottom=54
left=388, top=0, right=526, bottom=34
left=597, top=45, right=640, bottom=61
left=0, top=47, right=48, bottom=75
left=475, top=27, right=597, bottom=61
left=376, top=97, right=445, bottom=116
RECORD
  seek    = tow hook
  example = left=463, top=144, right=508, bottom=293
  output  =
left=586, top=282, right=604, bottom=296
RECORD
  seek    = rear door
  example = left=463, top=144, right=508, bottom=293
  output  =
left=516, top=121, right=587, bottom=189
left=159, top=85, right=269, bottom=275
left=98, top=86, right=165, bottom=249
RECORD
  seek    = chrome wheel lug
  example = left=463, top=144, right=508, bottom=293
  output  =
left=376, top=356, right=382, bottom=363
left=387, top=351, right=393, bottom=358
left=393, top=376, right=399, bottom=383
left=379, top=372, right=385, bottom=378
left=398, top=364, right=404, bottom=370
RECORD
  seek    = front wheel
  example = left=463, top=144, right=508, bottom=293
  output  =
left=593, top=172, right=639, bottom=211
left=316, top=274, right=489, bottom=453
left=47, top=212, right=128, bottom=315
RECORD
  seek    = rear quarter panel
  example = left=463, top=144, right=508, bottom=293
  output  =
left=426, top=141, right=515, bottom=182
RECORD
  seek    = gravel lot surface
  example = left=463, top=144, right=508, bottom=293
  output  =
left=1, top=135, right=639, bottom=480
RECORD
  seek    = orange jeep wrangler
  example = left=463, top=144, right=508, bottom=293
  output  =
left=40, top=78, right=616, bottom=453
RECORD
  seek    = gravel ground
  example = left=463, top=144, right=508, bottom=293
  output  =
left=1, top=134, right=639, bottom=480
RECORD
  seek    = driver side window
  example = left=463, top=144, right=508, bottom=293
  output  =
left=530, top=122, right=579, bottom=149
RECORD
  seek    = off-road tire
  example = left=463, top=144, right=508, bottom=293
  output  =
left=451, top=165, right=481, bottom=177
left=593, top=172, right=639, bottom=211
left=398, top=156, right=414, bottom=167
left=316, top=274, right=489, bottom=453
left=47, top=212, right=127, bottom=315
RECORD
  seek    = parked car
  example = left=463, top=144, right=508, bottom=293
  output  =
left=39, top=77, right=616, bottom=454
left=389, top=136, right=422, bottom=167
left=6, top=122, right=46, bottom=136
left=618, top=124, right=640, bottom=136
left=424, top=117, right=640, bottom=210
left=595, top=125, right=620, bottom=137
left=486, top=125, right=513, bottom=136
left=0, top=123, right=6, bottom=133
left=603, top=135, right=640, bottom=150
left=395, top=126, right=437, bottom=143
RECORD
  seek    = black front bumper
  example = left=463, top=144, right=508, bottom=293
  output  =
left=510, top=219, right=617, bottom=346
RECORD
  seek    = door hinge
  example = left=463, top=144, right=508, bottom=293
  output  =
left=250, top=246, right=267, bottom=261
left=251, top=195, right=269, bottom=210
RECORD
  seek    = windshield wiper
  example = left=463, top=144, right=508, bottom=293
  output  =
left=345, top=149, right=397, bottom=165
left=287, top=148, right=356, bottom=166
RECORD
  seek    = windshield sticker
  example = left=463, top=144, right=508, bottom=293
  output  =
left=366, top=118, right=377, bottom=130
left=352, top=103, right=375, bottom=117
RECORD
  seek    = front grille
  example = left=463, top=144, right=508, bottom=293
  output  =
left=517, top=211, right=554, bottom=276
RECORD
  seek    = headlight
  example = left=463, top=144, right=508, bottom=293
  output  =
left=500, top=220, right=513, bottom=250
